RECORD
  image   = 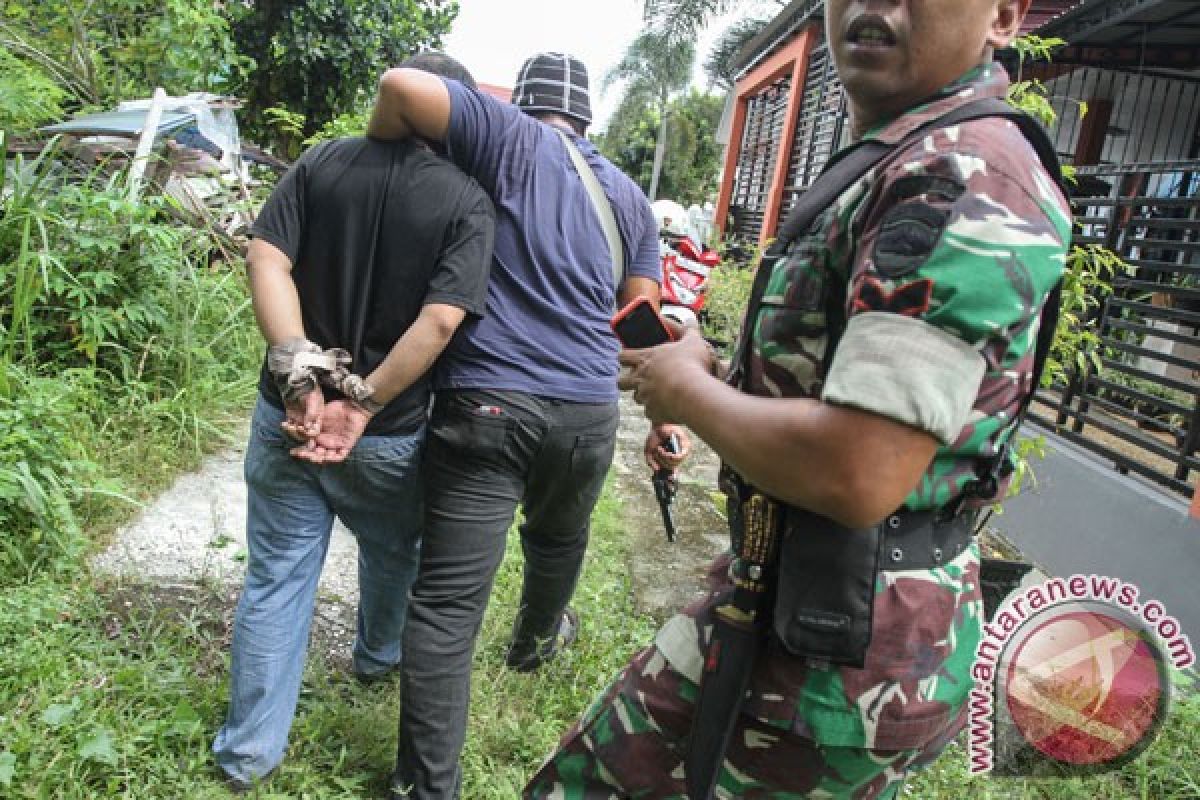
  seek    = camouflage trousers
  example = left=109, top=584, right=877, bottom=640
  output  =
left=523, top=646, right=959, bottom=799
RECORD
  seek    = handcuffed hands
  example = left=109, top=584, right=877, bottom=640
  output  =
left=288, top=399, right=374, bottom=464
left=269, top=338, right=325, bottom=439
left=268, top=338, right=381, bottom=462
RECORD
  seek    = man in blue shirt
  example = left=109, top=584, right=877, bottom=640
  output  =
left=368, top=52, right=688, bottom=799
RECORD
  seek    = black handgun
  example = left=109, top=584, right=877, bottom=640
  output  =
left=651, top=433, right=680, bottom=542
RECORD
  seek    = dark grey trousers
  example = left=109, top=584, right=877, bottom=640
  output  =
left=392, top=389, right=619, bottom=800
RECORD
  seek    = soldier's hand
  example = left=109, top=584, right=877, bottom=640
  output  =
left=619, top=329, right=716, bottom=425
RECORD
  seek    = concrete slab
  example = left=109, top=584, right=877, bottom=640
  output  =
left=991, top=427, right=1200, bottom=643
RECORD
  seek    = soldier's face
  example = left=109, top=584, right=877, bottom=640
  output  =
left=826, top=0, right=1028, bottom=133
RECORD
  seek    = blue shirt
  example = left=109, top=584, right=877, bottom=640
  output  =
left=436, top=80, right=661, bottom=403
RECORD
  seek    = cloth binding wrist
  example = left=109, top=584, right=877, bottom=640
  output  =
left=339, top=374, right=384, bottom=415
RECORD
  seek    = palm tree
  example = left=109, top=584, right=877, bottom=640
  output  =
left=606, top=31, right=695, bottom=201
left=703, top=15, right=771, bottom=88
left=643, top=0, right=787, bottom=43
left=643, top=0, right=741, bottom=41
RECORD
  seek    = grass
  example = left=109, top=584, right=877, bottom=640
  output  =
left=0, top=482, right=658, bottom=798
left=3, top=468, right=1197, bottom=798
left=906, top=692, right=1200, bottom=799
left=2, top=438, right=1198, bottom=798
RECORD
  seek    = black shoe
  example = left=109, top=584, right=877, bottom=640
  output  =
left=505, top=608, right=579, bottom=673
left=218, top=768, right=258, bottom=795
left=354, top=662, right=401, bottom=686
left=216, top=760, right=275, bottom=795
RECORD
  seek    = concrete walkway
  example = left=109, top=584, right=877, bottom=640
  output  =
left=991, top=428, right=1200, bottom=643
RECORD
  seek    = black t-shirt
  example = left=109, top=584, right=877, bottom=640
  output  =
left=253, top=137, right=494, bottom=434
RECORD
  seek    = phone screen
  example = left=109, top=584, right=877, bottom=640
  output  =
left=613, top=299, right=673, bottom=349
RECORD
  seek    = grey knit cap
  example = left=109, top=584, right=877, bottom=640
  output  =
left=511, top=52, right=592, bottom=126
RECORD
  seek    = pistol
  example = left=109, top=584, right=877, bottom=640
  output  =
left=651, top=433, right=680, bottom=542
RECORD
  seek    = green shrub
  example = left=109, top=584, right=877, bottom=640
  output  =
left=0, top=366, right=99, bottom=583
left=0, top=139, right=259, bottom=584
left=701, top=240, right=758, bottom=355
left=0, top=51, right=65, bottom=133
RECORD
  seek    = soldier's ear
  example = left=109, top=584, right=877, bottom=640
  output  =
left=986, top=0, right=1031, bottom=50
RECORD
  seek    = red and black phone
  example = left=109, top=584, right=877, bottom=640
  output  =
left=611, top=296, right=675, bottom=349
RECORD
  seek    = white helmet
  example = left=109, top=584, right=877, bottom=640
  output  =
left=651, top=199, right=689, bottom=237
left=661, top=304, right=699, bottom=330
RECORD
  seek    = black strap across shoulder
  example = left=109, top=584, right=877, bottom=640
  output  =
left=726, top=96, right=1068, bottom=496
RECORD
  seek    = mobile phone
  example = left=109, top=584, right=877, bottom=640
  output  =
left=611, top=297, right=675, bottom=349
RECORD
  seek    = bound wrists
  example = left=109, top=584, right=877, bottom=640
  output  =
left=340, top=374, right=385, bottom=415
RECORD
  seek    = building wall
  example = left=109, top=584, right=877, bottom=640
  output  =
left=1045, top=68, right=1200, bottom=175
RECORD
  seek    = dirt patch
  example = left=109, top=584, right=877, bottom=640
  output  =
left=613, top=393, right=728, bottom=621
left=96, top=579, right=358, bottom=676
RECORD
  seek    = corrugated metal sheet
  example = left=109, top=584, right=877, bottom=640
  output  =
left=1023, top=0, right=1086, bottom=33
left=42, top=110, right=195, bottom=138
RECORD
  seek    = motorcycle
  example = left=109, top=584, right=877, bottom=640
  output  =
left=651, top=200, right=720, bottom=329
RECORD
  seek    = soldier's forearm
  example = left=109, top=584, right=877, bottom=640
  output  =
left=668, top=373, right=937, bottom=527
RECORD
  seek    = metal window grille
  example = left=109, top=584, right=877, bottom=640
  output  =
left=777, top=42, right=846, bottom=231
left=729, top=76, right=792, bottom=241
left=1031, top=160, right=1200, bottom=498
left=1044, top=68, right=1200, bottom=167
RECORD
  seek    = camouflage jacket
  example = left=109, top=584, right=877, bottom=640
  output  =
left=655, top=63, right=1072, bottom=751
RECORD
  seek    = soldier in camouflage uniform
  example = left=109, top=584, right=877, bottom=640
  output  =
left=525, top=0, right=1070, bottom=797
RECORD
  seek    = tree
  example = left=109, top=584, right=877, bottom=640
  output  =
left=606, top=31, right=696, bottom=201
left=704, top=16, right=770, bottom=89
left=643, top=0, right=741, bottom=42
left=0, top=0, right=245, bottom=108
left=596, top=89, right=724, bottom=207
left=643, top=0, right=783, bottom=44
left=226, top=0, right=457, bottom=149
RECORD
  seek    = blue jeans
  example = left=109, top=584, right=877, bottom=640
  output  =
left=213, top=397, right=425, bottom=784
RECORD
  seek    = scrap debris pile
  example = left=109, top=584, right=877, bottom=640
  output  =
left=8, top=91, right=286, bottom=253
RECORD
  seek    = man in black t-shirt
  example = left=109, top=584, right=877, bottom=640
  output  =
left=212, top=54, right=494, bottom=792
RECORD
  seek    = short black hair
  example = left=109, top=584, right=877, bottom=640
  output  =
left=399, top=51, right=477, bottom=90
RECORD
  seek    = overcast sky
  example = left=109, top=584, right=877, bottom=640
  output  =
left=442, top=0, right=750, bottom=131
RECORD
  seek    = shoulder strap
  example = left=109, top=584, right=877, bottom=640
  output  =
left=727, top=138, right=892, bottom=386
left=728, top=97, right=1068, bottom=500
left=553, top=127, right=626, bottom=292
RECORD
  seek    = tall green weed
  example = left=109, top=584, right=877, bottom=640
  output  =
left=0, top=365, right=102, bottom=583
left=0, top=140, right=259, bottom=585
left=0, top=50, right=66, bottom=131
